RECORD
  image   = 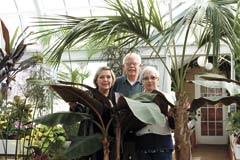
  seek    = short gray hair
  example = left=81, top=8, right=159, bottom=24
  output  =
left=122, top=52, right=142, bottom=64
left=141, top=66, right=159, bottom=78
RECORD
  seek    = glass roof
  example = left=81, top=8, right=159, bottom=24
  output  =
left=0, top=0, right=188, bottom=37
left=0, top=0, right=115, bottom=36
left=0, top=0, right=191, bottom=55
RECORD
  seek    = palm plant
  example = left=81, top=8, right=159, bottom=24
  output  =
left=57, top=62, right=89, bottom=84
left=32, top=0, right=240, bottom=159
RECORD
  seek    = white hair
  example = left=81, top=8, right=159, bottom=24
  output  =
left=141, top=66, right=159, bottom=78
left=122, top=52, right=142, bottom=64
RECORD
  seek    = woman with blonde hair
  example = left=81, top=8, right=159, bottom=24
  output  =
left=69, top=66, right=116, bottom=160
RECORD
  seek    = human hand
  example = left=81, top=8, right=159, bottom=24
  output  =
left=69, top=102, right=77, bottom=111
left=168, top=107, right=176, bottom=118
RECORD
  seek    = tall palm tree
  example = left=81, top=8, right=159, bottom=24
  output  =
left=33, top=0, right=240, bottom=159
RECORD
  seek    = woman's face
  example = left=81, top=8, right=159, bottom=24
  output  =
left=142, top=71, right=159, bottom=92
left=96, top=70, right=114, bottom=93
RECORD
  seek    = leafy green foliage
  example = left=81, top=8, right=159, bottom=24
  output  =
left=57, top=62, right=90, bottom=84
left=64, top=133, right=103, bottom=159
left=0, top=19, right=42, bottom=85
left=33, top=112, right=92, bottom=126
left=227, top=111, right=240, bottom=139
left=190, top=73, right=240, bottom=112
left=33, top=84, right=172, bottom=159
left=0, top=95, right=33, bottom=139
left=120, top=96, right=166, bottom=125
left=30, top=124, right=68, bottom=160
left=32, top=1, right=240, bottom=159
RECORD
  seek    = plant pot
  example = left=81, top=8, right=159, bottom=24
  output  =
left=62, top=141, right=71, bottom=148
left=234, top=143, right=240, bottom=159
left=0, top=139, right=28, bottom=155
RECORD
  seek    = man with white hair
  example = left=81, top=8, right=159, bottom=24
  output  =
left=111, top=52, right=143, bottom=160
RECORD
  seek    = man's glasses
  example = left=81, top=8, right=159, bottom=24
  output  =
left=125, top=62, right=140, bottom=66
left=142, top=76, right=158, bottom=81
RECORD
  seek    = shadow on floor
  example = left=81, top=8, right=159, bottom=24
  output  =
left=192, top=144, right=229, bottom=160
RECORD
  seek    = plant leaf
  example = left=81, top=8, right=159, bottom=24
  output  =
left=191, top=79, right=240, bottom=96
left=189, top=73, right=240, bottom=96
left=116, top=91, right=174, bottom=132
left=50, top=84, right=106, bottom=115
left=64, top=133, right=103, bottom=159
left=190, top=95, right=240, bottom=112
left=123, top=96, right=166, bottom=125
left=0, top=19, right=10, bottom=54
left=33, top=111, right=92, bottom=126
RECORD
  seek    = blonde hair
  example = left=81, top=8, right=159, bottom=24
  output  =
left=93, top=66, right=116, bottom=87
left=122, top=52, right=142, bottom=64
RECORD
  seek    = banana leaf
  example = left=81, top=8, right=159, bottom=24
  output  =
left=190, top=95, right=240, bottom=112
left=34, top=84, right=175, bottom=158
left=33, top=111, right=92, bottom=126
left=191, top=79, right=240, bottom=96
left=64, top=133, right=103, bottom=159
left=116, top=91, right=173, bottom=132
left=50, top=84, right=107, bottom=115
left=50, top=84, right=173, bottom=132
left=123, top=97, right=165, bottom=124
left=58, top=81, right=112, bottom=108
left=189, top=73, right=240, bottom=112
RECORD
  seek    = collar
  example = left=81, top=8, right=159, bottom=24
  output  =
left=123, top=75, right=142, bottom=84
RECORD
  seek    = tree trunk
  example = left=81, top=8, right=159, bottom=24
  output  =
left=174, top=93, right=192, bottom=160
left=102, top=136, right=110, bottom=160
left=115, top=124, right=121, bottom=160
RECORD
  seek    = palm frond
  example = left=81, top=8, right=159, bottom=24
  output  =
left=33, top=0, right=165, bottom=67
left=33, top=0, right=239, bottom=92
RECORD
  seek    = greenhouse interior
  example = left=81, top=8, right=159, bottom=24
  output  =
left=0, top=0, right=239, bottom=160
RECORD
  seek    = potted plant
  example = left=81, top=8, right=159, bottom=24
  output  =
left=227, top=111, right=240, bottom=143
left=0, top=96, right=32, bottom=138
left=29, top=124, right=68, bottom=160
left=0, top=95, right=33, bottom=159
left=227, top=111, right=240, bottom=159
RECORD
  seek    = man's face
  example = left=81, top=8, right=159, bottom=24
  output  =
left=123, top=56, right=141, bottom=78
